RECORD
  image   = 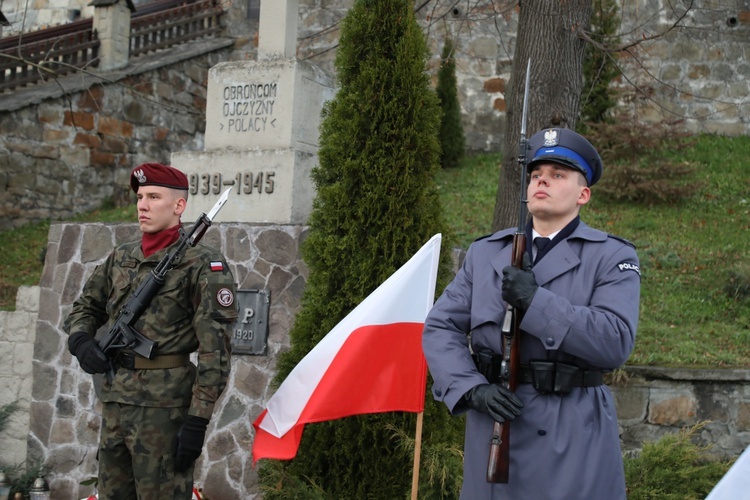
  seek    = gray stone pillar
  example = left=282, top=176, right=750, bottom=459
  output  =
left=90, top=0, right=135, bottom=72
left=176, top=0, right=335, bottom=224
left=257, top=0, right=298, bottom=60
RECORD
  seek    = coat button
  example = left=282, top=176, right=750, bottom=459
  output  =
left=545, top=337, right=555, bottom=347
left=435, top=389, right=442, bottom=397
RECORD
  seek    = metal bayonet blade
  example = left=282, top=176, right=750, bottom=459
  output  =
left=206, top=187, right=232, bottom=222
left=520, top=58, right=531, bottom=138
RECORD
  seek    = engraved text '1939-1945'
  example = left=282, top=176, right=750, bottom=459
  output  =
left=189, top=171, right=275, bottom=197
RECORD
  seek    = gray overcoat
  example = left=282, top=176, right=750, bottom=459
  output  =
left=423, top=221, right=640, bottom=499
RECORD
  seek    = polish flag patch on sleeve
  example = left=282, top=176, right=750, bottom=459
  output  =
left=210, top=261, right=224, bottom=272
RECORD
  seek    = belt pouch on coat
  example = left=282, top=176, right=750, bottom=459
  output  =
left=529, top=360, right=556, bottom=394
left=553, top=362, right=580, bottom=395
left=474, top=349, right=503, bottom=383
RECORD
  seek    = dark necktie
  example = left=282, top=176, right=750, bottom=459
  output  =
left=534, top=237, right=551, bottom=264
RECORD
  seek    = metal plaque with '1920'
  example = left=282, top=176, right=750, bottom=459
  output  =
left=231, top=289, right=270, bottom=355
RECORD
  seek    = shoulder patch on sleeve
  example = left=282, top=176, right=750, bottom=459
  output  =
left=216, top=287, right=235, bottom=307
left=617, top=261, right=641, bottom=276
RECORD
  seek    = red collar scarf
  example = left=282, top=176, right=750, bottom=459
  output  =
left=141, top=224, right=181, bottom=258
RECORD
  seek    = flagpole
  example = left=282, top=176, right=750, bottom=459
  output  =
left=411, top=411, right=424, bottom=500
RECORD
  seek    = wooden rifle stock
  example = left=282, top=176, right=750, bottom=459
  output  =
left=486, top=57, right=531, bottom=484
left=486, top=231, right=526, bottom=483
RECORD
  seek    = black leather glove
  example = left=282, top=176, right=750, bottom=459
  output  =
left=502, top=253, right=538, bottom=311
left=465, top=383, right=523, bottom=423
left=174, top=415, right=209, bottom=472
left=68, top=331, right=109, bottom=374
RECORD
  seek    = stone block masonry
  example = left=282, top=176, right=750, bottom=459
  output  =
left=295, top=0, right=750, bottom=148
left=0, top=286, right=39, bottom=468
left=612, top=366, right=750, bottom=460
left=0, top=38, right=234, bottom=231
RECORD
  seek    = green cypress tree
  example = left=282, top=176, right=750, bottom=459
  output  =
left=580, top=0, right=621, bottom=126
left=259, top=0, right=461, bottom=498
left=436, top=37, right=465, bottom=169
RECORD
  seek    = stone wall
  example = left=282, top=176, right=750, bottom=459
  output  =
left=614, top=2, right=750, bottom=136
left=0, top=37, right=235, bottom=231
left=612, top=367, right=750, bottom=459
left=4, top=0, right=750, bottom=156
left=295, top=0, right=750, bottom=147
left=0, top=286, right=38, bottom=467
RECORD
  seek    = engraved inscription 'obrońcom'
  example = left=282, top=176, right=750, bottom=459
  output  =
left=220, top=83, right=278, bottom=133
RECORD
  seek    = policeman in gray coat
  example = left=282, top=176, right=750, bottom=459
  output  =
left=423, top=128, right=640, bottom=499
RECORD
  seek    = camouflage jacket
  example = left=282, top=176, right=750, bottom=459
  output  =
left=64, top=238, right=237, bottom=420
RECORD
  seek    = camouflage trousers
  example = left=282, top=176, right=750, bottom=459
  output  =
left=98, top=402, right=194, bottom=499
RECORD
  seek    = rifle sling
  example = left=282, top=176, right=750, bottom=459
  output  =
left=118, top=352, right=191, bottom=370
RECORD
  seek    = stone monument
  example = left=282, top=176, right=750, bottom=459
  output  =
left=175, top=0, right=335, bottom=224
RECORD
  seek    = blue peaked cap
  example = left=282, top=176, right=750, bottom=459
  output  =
left=527, top=128, right=603, bottom=186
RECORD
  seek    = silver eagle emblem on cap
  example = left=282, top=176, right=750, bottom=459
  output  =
left=134, top=169, right=147, bottom=184
left=542, top=129, right=559, bottom=147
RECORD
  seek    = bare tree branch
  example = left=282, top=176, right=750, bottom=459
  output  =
left=577, top=0, right=745, bottom=120
left=578, top=0, right=694, bottom=55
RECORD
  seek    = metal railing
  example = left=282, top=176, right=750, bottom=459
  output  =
left=0, top=0, right=223, bottom=92
left=130, top=0, right=223, bottom=57
left=0, top=18, right=98, bottom=91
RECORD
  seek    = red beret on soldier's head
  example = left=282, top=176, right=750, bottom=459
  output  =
left=130, top=163, right=189, bottom=193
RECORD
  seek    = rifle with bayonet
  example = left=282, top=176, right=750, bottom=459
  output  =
left=486, top=58, right=531, bottom=484
left=98, top=187, right=232, bottom=383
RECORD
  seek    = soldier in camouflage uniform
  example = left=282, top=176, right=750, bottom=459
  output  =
left=65, top=163, right=237, bottom=499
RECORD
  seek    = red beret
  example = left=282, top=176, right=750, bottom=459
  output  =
left=130, top=163, right=189, bottom=193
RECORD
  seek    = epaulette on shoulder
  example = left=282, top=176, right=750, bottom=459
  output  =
left=608, top=234, right=636, bottom=249
left=117, top=240, right=140, bottom=253
left=193, top=241, right=219, bottom=254
left=473, top=233, right=493, bottom=243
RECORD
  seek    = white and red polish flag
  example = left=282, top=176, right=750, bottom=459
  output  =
left=252, top=234, right=442, bottom=464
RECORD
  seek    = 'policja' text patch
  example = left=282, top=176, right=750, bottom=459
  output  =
left=617, top=262, right=641, bottom=276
